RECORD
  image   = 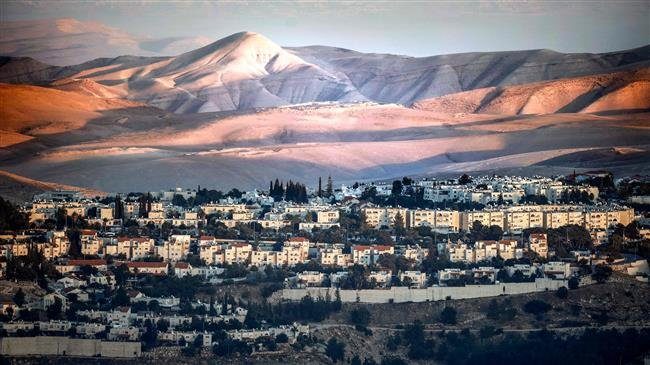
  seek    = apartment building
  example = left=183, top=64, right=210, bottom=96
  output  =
left=319, top=247, right=352, bottom=267
left=317, top=210, right=340, bottom=224
left=362, top=207, right=408, bottom=228
left=461, top=210, right=505, bottom=230
left=505, top=210, right=544, bottom=233
left=352, top=245, right=394, bottom=265
left=399, top=271, right=428, bottom=287
left=529, top=233, right=548, bottom=258
left=407, top=209, right=461, bottom=232
left=117, top=237, right=155, bottom=260
left=156, top=236, right=190, bottom=262
left=498, top=239, right=518, bottom=260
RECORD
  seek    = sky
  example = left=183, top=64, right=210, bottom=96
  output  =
left=2, top=1, right=649, bottom=56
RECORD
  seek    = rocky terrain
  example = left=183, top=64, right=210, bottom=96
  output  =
left=1, top=30, right=648, bottom=113
left=0, top=28, right=648, bottom=192
left=413, top=67, right=650, bottom=114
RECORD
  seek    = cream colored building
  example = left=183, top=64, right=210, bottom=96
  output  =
left=529, top=233, right=548, bottom=258
left=352, top=245, right=394, bottom=265
left=201, top=204, right=247, bottom=215
left=199, top=243, right=223, bottom=265
left=407, top=210, right=461, bottom=232
left=363, top=207, right=408, bottom=228
left=317, top=210, right=340, bottom=224
left=461, top=210, right=505, bottom=231
left=81, top=239, right=103, bottom=256
left=505, top=210, right=544, bottom=233
left=156, top=238, right=190, bottom=262
left=117, top=237, right=155, bottom=260
left=498, top=239, right=518, bottom=260
left=319, top=248, right=352, bottom=267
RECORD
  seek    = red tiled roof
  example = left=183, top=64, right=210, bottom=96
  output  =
left=126, top=261, right=167, bottom=268
left=353, top=245, right=372, bottom=251
left=80, top=230, right=97, bottom=236
left=68, top=259, right=107, bottom=266
left=530, top=233, right=547, bottom=239
left=288, top=237, right=309, bottom=242
left=174, top=262, right=189, bottom=269
left=375, top=245, right=393, bottom=251
left=199, top=236, right=215, bottom=241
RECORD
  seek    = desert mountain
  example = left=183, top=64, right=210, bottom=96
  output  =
left=0, top=18, right=212, bottom=66
left=290, top=44, right=650, bottom=105
left=413, top=67, right=650, bottom=115
left=1, top=28, right=649, bottom=192
left=1, top=29, right=648, bottom=113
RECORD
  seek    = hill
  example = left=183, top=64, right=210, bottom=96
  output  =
left=0, top=83, right=146, bottom=138
left=1, top=99, right=647, bottom=191
left=1, top=30, right=648, bottom=113
left=0, top=18, right=212, bottom=66
left=412, top=68, right=650, bottom=114
left=0, top=170, right=104, bottom=203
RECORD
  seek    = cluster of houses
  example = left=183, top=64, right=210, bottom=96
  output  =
left=361, top=204, right=634, bottom=237
left=289, top=259, right=575, bottom=289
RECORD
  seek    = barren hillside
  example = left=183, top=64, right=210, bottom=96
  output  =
left=413, top=68, right=650, bottom=115
left=1, top=30, right=648, bottom=113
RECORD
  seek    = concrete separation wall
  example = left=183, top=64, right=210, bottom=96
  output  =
left=276, top=278, right=567, bottom=303
left=0, top=336, right=141, bottom=358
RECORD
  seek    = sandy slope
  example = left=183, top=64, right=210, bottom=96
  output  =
left=50, top=78, right=128, bottom=99
left=0, top=18, right=212, bottom=66
left=1, top=102, right=647, bottom=191
left=413, top=68, right=650, bottom=114
left=0, top=170, right=105, bottom=203
left=0, top=83, right=146, bottom=136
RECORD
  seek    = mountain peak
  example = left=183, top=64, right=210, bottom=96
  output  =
left=165, top=31, right=289, bottom=72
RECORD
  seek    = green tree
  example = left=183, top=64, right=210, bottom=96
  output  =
left=458, top=174, right=472, bottom=185
left=326, top=176, right=334, bottom=198
left=46, top=297, right=62, bottom=320
left=156, top=319, right=170, bottom=332
left=349, top=307, right=371, bottom=328
left=439, top=306, right=457, bottom=325
left=325, top=337, right=345, bottom=363
left=592, top=264, right=613, bottom=283
left=523, top=299, right=551, bottom=316
left=556, top=286, right=569, bottom=299
left=13, top=288, right=25, bottom=306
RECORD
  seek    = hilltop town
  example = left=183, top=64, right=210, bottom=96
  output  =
left=0, top=173, right=649, bottom=363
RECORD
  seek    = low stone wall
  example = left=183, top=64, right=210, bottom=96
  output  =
left=0, top=336, right=141, bottom=358
left=276, top=278, right=567, bottom=303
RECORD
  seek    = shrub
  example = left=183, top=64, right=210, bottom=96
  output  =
left=523, top=300, right=552, bottom=315
left=326, top=337, right=345, bottom=363
left=439, top=306, right=457, bottom=325
left=275, top=333, right=289, bottom=343
left=568, top=277, right=580, bottom=289
left=349, top=307, right=371, bottom=328
left=592, top=264, right=613, bottom=283
left=556, top=286, right=569, bottom=299
left=381, top=356, right=408, bottom=365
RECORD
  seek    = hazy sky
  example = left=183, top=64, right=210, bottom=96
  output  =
left=2, top=1, right=649, bottom=56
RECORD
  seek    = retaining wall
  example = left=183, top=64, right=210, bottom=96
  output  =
left=0, top=336, right=141, bottom=358
left=277, top=278, right=567, bottom=303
